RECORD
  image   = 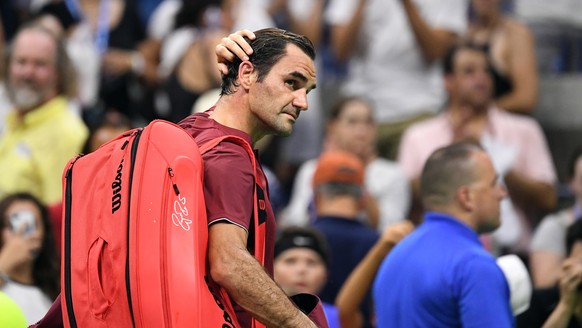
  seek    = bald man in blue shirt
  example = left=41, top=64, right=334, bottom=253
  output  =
left=373, top=141, right=514, bottom=327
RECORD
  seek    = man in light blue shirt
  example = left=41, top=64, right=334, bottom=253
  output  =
left=374, top=141, right=514, bottom=327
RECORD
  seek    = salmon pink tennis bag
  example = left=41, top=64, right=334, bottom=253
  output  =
left=60, top=119, right=266, bottom=328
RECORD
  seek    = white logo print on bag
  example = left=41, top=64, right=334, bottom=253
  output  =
left=172, top=195, right=192, bottom=231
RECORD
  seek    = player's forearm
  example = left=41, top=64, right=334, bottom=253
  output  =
left=495, top=88, right=537, bottom=114
left=505, top=170, right=557, bottom=211
left=496, top=23, right=539, bottom=114
left=336, top=239, right=393, bottom=315
left=542, top=301, right=575, bottom=328
left=331, top=0, right=366, bottom=61
left=287, top=0, right=324, bottom=46
left=336, top=218, right=414, bottom=326
left=401, top=0, right=455, bottom=62
left=211, top=248, right=317, bottom=328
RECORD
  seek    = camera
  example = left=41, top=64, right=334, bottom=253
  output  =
left=8, top=210, right=37, bottom=236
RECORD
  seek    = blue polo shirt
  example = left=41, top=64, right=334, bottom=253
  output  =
left=373, top=212, right=514, bottom=328
left=312, top=215, right=378, bottom=328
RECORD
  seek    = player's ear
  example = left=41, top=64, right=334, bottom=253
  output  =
left=238, top=61, right=256, bottom=90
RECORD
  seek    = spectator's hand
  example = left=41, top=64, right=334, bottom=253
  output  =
left=361, top=191, right=380, bottom=229
left=0, top=227, right=42, bottom=273
left=451, top=107, right=482, bottom=142
left=215, top=30, right=256, bottom=76
left=558, top=257, right=582, bottom=311
left=102, top=49, right=134, bottom=76
left=481, top=133, right=517, bottom=178
left=380, top=221, right=414, bottom=247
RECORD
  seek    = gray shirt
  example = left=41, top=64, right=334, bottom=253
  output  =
left=531, top=209, right=573, bottom=256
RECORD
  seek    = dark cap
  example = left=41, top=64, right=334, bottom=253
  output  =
left=275, top=227, right=330, bottom=267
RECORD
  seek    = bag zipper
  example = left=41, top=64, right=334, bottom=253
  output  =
left=160, top=167, right=179, bottom=327
left=64, top=155, right=82, bottom=328
left=126, top=129, right=143, bottom=327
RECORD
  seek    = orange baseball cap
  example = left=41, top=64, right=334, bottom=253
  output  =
left=313, top=151, right=365, bottom=187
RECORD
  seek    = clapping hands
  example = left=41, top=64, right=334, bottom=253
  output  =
left=558, top=257, right=582, bottom=315
left=481, top=133, right=517, bottom=179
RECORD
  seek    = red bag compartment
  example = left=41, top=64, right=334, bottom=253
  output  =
left=128, top=121, right=207, bottom=327
left=62, top=120, right=244, bottom=328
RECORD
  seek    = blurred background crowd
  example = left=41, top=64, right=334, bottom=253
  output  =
left=1, top=0, right=582, bottom=327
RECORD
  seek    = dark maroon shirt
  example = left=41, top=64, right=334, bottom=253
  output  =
left=180, top=112, right=277, bottom=327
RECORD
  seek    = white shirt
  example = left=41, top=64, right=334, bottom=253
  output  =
left=514, top=0, right=582, bottom=26
left=67, top=23, right=100, bottom=108
left=280, top=157, right=411, bottom=232
left=325, top=0, right=468, bottom=123
left=0, top=84, right=12, bottom=136
left=2, top=280, right=53, bottom=325
left=232, top=0, right=275, bottom=32
left=158, top=27, right=200, bottom=79
left=147, top=0, right=181, bottom=40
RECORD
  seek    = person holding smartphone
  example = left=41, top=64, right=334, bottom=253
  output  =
left=0, top=193, right=59, bottom=325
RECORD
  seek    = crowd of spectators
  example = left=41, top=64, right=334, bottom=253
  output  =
left=1, top=0, right=582, bottom=327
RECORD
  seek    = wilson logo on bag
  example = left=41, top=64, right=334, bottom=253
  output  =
left=111, top=158, right=124, bottom=214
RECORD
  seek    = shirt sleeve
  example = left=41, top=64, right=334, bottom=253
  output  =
left=530, top=214, right=567, bottom=255
left=279, top=160, right=316, bottom=227
left=520, top=120, right=557, bottom=184
left=368, top=161, right=411, bottom=230
left=202, top=142, right=255, bottom=232
left=457, top=256, right=515, bottom=328
left=397, top=126, right=425, bottom=180
left=427, top=0, right=468, bottom=34
left=147, top=0, right=181, bottom=39
left=324, top=0, right=360, bottom=25
left=288, top=0, right=316, bottom=22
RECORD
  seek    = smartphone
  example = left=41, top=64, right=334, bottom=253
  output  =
left=8, top=210, right=37, bottom=236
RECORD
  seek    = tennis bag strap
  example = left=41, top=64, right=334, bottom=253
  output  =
left=199, top=136, right=266, bottom=328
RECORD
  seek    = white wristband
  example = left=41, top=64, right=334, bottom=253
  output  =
left=131, top=52, right=145, bottom=75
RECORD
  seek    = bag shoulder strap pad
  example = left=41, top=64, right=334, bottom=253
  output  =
left=198, top=135, right=265, bottom=265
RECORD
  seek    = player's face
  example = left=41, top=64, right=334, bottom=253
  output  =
left=248, top=44, right=316, bottom=138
